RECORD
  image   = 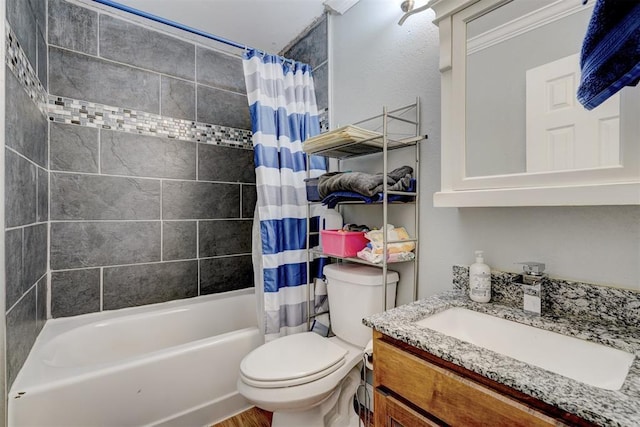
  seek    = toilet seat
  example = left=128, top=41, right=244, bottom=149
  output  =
left=240, top=332, right=348, bottom=388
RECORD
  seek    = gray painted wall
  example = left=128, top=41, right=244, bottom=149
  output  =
left=330, top=0, right=639, bottom=299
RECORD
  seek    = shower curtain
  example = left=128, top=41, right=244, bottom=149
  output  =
left=243, top=49, right=326, bottom=341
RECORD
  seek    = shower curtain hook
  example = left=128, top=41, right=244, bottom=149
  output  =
left=282, top=56, right=294, bottom=67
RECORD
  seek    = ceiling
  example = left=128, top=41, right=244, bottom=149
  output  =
left=114, top=0, right=327, bottom=53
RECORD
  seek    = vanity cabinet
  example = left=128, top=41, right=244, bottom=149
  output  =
left=375, top=389, right=441, bottom=427
left=373, top=330, right=594, bottom=426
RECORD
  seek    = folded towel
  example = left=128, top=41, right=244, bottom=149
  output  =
left=367, top=241, right=416, bottom=255
left=320, top=179, right=416, bottom=208
left=577, top=0, right=640, bottom=110
left=356, top=248, right=415, bottom=264
left=361, top=225, right=416, bottom=258
left=318, top=166, right=413, bottom=198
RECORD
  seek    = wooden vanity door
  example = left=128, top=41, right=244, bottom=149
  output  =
left=374, top=389, right=445, bottom=427
left=373, top=331, right=564, bottom=427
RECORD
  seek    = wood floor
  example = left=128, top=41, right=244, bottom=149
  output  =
left=212, top=407, right=273, bottom=427
left=212, top=405, right=373, bottom=427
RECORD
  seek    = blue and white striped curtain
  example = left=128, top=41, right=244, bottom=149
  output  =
left=243, top=49, right=326, bottom=341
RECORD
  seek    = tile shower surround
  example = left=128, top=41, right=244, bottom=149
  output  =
left=281, top=14, right=329, bottom=113
left=4, top=0, right=329, bottom=387
left=44, top=0, right=330, bottom=318
left=44, top=0, right=262, bottom=319
left=48, top=127, right=256, bottom=317
left=5, top=0, right=49, bottom=389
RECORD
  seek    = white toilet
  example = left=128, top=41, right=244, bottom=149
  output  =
left=237, top=263, right=399, bottom=427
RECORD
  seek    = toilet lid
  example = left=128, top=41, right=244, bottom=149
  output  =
left=240, top=332, right=347, bottom=388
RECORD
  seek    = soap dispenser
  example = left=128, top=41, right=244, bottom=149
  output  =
left=469, top=250, right=491, bottom=303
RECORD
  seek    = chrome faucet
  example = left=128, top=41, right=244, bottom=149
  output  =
left=514, top=262, right=547, bottom=315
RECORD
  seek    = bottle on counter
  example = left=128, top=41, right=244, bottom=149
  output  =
left=469, top=250, right=491, bottom=303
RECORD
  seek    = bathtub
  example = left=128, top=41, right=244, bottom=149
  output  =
left=8, top=288, right=263, bottom=427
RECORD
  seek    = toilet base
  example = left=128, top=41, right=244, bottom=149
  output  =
left=271, top=366, right=362, bottom=427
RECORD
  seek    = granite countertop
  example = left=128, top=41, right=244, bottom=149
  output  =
left=363, top=290, right=640, bottom=426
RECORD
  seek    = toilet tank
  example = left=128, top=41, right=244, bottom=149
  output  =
left=323, top=264, right=399, bottom=348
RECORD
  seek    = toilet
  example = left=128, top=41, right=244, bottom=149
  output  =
left=237, top=263, right=399, bottom=427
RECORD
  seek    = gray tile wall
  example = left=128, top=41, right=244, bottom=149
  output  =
left=281, top=15, right=329, bottom=112
left=7, top=0, right=47, bottom=87
left=47, top=0, right=256, bottom=319
left=5, top=0, right=49, bottom=389
left=48, top=1, right=250, bottom=125
left=102, top=261, right=198, bottom=310
left=49, top=47, right=161, bottom=113
left=99, top=15, right=195, bottom=81
left=100, top=131, right=196, bottom=180
left=48, top=0, right=97, bottom=55
left=49, top=124, right=256, bottom=317
left=6, top=66, right=47, bottom=168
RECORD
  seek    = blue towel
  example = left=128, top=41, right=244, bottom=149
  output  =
left=321, top=191, right=415, bottom=208
left=577, top=0, right=640, bottom=110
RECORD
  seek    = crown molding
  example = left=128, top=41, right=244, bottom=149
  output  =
left=467, top=0, right=593, bottom=55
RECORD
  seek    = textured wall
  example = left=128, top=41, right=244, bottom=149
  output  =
left=5, top=0, right=49, bottom=389
left=47, top=0, right=256, bottom=318
left=330, top=0, right=640, bottom=293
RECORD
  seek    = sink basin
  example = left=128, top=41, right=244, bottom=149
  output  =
left=415, top=307, right=635, bottom=390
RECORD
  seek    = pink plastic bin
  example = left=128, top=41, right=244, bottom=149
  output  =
left=320, top=229, right=368, bottom=257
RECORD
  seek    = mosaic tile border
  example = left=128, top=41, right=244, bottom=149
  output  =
left=48, top=97, right=330, bottom=149
left=6, top=20, right=253, bottom=150
left=5, top=22, right=48, bottom=115
left=48, top=95, right=254, bottom=149
left=5, top=20, right=327, bottom=150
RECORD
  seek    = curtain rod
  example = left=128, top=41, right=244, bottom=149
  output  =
left=91, top=0, right=283, bottom=58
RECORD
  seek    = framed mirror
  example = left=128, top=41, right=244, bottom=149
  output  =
left=432, top=0, right=640, bottom=206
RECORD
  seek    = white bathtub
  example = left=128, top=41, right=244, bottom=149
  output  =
left=9, top=288, right=263, bottom=427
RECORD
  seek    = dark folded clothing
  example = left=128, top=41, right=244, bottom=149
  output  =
left=318, top=166, right=413, bottom=198
left=577, top=0, right=640, bottom=110
left=321, top=179, right=416, bottom=208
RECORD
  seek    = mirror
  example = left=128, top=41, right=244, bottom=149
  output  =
left=465, top=0, right=627, bottom=177
left=432, top=0, right=640, bottom=206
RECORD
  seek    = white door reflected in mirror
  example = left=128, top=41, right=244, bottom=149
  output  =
left=526, top=53, right=620, bottom=172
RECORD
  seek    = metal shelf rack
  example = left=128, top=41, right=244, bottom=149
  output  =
left=304, top=98, right=427, bottom=330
